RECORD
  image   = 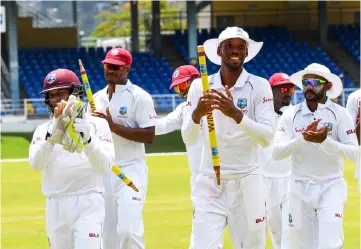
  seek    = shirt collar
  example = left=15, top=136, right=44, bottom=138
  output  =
left=211, top=68, right=250, bottom=90
left=301, top=98, right=333, bottom=115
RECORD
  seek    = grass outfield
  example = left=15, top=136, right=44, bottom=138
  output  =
left=1, top=156, right=360, bottom=249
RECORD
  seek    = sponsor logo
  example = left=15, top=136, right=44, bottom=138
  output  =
left=255, top=217, right=265, bottom=224
left=346, top=129, right=356, bottom=135
left=262, top=97, right=273, bottom=103
left=89, top=233, right=99, bottom=238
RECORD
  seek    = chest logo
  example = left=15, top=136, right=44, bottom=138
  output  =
left=237, top=98, right=247, bottom=109
left=324, top=122, right=333, bottom=132
left=119, top=106, right=127, bottom=115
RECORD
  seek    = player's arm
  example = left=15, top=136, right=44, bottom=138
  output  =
left=84, top=118, right=115, bottom=172
left=345, top=92, right=360, bottom=144
left=111, top=93, right=156, bottom=144
left=238, top=80, right=275, bottom=148
left=321, top=111, right=359, bottom=161
left=155, top=104, right=183, bottom=135
left=272, top=109, right=308, bottom=160
left=29, top=124, right=54, bottom=172
left=181, top=81, right=201, bottom=146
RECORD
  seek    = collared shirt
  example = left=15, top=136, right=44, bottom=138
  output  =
left=345, top=89, right=361, bottom=179
left=93, top=80, right=157, bottom=167
left=273, top=98, right=359, bottom=180
left=260, top=105, right=293, bottom=178
left=155, top=101, right=203, bottom=178
left=182, top=69, right=275, bottom=180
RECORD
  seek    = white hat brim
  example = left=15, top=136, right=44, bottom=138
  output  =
left=290, top=69, right=343, bottom=99
left=203, top=37, right=263, bottom=65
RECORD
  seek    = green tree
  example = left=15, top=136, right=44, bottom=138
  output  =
left=91, top=0, right=185, bottom=38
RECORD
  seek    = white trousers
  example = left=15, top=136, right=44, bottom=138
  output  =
left=191, top=173, right=266, bottom=249
left=46, top=192, right=105, bottom=249
left=264, top=177, right=289, bottom=249
left=288, top=177, right=347, bottom=249
left=103, top=163, right=148, bottom=249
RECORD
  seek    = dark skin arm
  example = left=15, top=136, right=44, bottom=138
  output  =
left=301, top=119, right=328, bottom=143
left=93, top=108, right=155, bottom=144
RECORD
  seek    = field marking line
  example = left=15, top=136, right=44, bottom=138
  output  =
left=0, top=152, right=187, bottom=163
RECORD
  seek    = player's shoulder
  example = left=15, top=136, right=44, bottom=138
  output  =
left=33, top=120, right=51, bottom=135
left=130, top=83, right=153, bottom=101
left=282, top=103, right=301, bottom=120
left=329, top=101, right=350, bottom=117
left=347, top=89, right=361, bottom=101
left=93, top=87, right=107, bottom=99
left=248, top=73, right=270, bottom=91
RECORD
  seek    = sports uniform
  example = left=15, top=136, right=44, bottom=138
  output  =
left=260, top=73, right=296, bottom=249
left=29, top=69, right=114, bottom=249
left=345, top=89, right=361, bottom=193
left=273, top=64, right=359, bottom=249
left=182, top=27, right=275, bottom=249
left=93, top=48, right=157, bottom=249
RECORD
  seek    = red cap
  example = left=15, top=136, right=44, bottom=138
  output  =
left=269, top=73, right=294, bottom=87
left=102, top=48, right=132, bottom=66
left=40, top=69, right=81, bottom=94
left=169, top=65, right=200, bottom=89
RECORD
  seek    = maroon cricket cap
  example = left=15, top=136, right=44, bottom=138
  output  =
left=40, top=69, right=81, bottom=94
left=269, top=73, right=294, bottom=87
left=102, top=48, right=132, bottom=66
left=169, top=65, right=200, bottom=89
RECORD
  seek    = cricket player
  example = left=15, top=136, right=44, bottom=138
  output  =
left=29, top=69, right=115, bottom=249
left=92, top=48, right=157, bottom=249
left=156, top=65, right=201, bottom=192
left=273, top=63, right=359, bottom=249
left=345, top=88, right=361, bottom=192
left=259, top=73, right=296, bottom=249
left=182, top=26, right=275, bottom=249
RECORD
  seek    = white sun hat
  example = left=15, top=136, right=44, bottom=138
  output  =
left=290, top=63, right=343, bottom=99
left=203, top=26, right=263, bottom=65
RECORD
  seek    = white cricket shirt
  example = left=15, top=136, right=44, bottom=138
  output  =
left=345, top=89, right=361, bottom=179
left=273, top=98, right=359, bottom=180
left=29, top=116, right=115, bottom=197
left=182, top=69, right=276, bottom=180
left=156, top=101, right=203, bottom=178
left=260, top=105, right=292, bottom=178
left=93, top=80, right=157, bottom=167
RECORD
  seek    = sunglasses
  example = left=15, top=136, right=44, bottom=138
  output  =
left=174, top=81, right=191, bottom=94
left=103, top=63, right=124, bottom=71
left=302, top=79, right=327, bottom=87
left=280, top=87, right=295, bottom=94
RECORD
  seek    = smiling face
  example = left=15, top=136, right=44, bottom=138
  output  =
left=217, top=38, right=248, bottom=71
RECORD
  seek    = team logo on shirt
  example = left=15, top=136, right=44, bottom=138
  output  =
left=119, top=106, right=127, bottom=115
left=237, top=98, right=247, bottom=109
left=324, top=122, right=333, bottom=132
left=288, top=214, right=293, bottom=224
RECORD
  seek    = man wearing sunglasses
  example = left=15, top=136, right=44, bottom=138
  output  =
left=259, top=73, right=296, bottom=249
left=345, top=89, right=361, bottom=194
left=273, top=63, right=359, bottom=249
left=181, top=27, right=275, bottom=249
left=92, top=48, right=157, bottom=249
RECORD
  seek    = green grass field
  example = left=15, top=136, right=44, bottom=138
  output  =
left=1, top=155, right=360, bottom=249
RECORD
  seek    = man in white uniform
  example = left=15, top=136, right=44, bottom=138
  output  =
left=29, top=69, right=115, bottom=249
left=260, top=73, right=296, bottom=249
left=273, top=63, right=359, bottom=249
left=156, top=65, right=201, bottom=191
left=345, top=89, right=361, bottom=193
left=92, top=48, right=157, bottom=249
left=182, top=26, right=275, bottom=249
